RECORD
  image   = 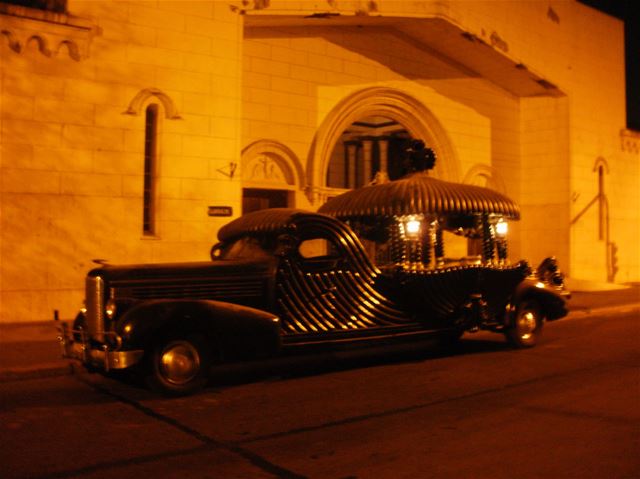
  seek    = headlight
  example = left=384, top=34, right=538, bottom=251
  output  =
left=105, top=298, right=117, bottom=320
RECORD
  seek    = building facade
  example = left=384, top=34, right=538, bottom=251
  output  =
left=1, top=0, right=638, bottom=325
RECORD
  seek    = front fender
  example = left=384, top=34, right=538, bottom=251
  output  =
left=512, top=279, right=570, bottom=321
left=116, top=299, right=281, bottom=360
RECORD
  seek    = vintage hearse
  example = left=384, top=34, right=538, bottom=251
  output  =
left=58, top=165, right=569, bottom=396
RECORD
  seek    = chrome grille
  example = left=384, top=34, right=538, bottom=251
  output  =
left=85, top=275, right=105, bottom=342
left=108, top=274, right=266, bottom=302
left=126, top=280, right=264, bottom=300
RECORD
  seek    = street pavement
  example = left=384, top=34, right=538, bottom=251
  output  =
left=0, top=283, right=638, bottom=383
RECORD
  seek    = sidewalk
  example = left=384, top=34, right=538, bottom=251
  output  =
left=1, top=283, right=638, bottom=383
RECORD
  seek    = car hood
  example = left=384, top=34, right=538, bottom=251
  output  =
left=88, top=259, right=275, bottom=283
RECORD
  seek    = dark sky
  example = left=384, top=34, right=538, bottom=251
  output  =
left=579, top=0, right=639, bottom=130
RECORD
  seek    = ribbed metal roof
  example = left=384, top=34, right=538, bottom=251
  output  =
left=318, top=172, right=520, bottom=219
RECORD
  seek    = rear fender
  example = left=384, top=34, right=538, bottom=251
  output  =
left=116, top=300, right=281, bottom=360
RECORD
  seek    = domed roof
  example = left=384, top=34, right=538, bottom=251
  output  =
left=318, top=172, right=520, bottom=219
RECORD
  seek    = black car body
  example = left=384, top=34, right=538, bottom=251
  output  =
left=59, top=173, right=569, bottom=395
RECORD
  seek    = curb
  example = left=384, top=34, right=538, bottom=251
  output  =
left=0, top=362, right=76, bottom=383
left=565, top=303, right=640, bottom=320
left=1, top=304, right=638, bottom=383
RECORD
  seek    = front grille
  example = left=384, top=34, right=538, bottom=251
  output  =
left=127, top=279, right=264, bottom=300
left=85, top=275, right=105, bottom=342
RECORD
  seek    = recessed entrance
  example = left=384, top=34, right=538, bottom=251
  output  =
left=242, top=188, right=290, bottom=214
left=326, top=115, right=419, bottom=189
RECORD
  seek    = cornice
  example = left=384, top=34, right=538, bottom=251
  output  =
left=0, top=2, right=99, bottom=61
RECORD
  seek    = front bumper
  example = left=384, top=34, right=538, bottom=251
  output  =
left=57, top=322, right=144, bottom=371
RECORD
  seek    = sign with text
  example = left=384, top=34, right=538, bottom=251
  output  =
left=208, top=206, right=233, bottom=217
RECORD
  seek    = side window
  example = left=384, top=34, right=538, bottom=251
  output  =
left=298, top=238, right=340, bottom=260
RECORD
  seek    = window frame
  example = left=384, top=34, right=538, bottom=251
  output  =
left=143, top=103, right=159, bottom=236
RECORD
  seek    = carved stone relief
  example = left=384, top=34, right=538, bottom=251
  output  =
left=245, top=153, right=291, bottom=185
left=241, top=140, right=304, bottom=190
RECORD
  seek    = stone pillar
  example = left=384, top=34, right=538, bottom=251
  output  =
left=345, top=141, right=358, bottom=189
left=362, top=139, right=373, bottom=184
left=378, top=138, right=389, bottom=177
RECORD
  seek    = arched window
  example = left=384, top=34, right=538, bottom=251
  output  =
left=143, top=104, right=159, bottom=236
left=598, top=164, right=605, bottom=240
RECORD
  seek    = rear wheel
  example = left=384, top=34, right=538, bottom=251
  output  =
left=505, top=299, right=543, bottom=348
left=145, top=334, right=211, bottom=396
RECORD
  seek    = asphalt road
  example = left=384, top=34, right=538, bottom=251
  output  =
left=1, top=310, right=639, bottom=479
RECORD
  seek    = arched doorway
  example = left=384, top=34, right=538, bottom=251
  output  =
left=309, top=86, right=460, bottom=205
left=241, top=140, right=305, bottom=214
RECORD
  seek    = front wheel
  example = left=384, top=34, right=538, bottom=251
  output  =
left=505, top=299, right=544, bottom=348
left=145, top=334, right=211, bottom=396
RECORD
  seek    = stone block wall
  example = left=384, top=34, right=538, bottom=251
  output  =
left=0, top=0, right=243, bottom=323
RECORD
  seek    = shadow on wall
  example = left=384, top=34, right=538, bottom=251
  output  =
left=570, top=157, right=618, bottom=282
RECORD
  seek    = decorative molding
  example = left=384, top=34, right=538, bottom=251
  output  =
left=229, top=0, right=271, bottom=15
left=56, top=38, right=81, bottom=60
left=245, top=155, right=289, bottom=184
left=25, top=33, right=51, bottom=56
left=241, top=139, right=305, bottom=189
left=1, top=28, right=20, bottom=52
left=462, top=164, right=507, bottom=194
left=489, top=31, right=508, bottom=53
left=592, top=156, right=610, bottom=174
left=0, top=3, right=98, bottom=61
left=124, top=89, right=182, bottom=120
left=620, top=129, right=639, bottom=154
left=306, top=185, right=348, bottom=207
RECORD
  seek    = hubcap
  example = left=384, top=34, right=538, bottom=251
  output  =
left=159, top=342, right=200, bottom=385
left=518, top=309, right=538, bottom=340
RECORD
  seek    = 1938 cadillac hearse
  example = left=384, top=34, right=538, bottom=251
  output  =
left=58, top=160, right=569, bottom=396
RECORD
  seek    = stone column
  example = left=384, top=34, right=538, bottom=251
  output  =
left=345, top=141, right=358, bottom=189
left=361, top=139, right=373, bottom=184
left=378, top=138, right=389, bottom=177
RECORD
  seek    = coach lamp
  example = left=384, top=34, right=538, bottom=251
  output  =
left=495, top=218, right=509, bottom=262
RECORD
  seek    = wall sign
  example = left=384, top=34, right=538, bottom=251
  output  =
left=208, top=206, right=233, bottom=217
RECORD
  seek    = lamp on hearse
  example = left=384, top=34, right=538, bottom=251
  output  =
left=494, top=218, right=508, bottom=262
left=403, top=215, right=422, bottom=238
